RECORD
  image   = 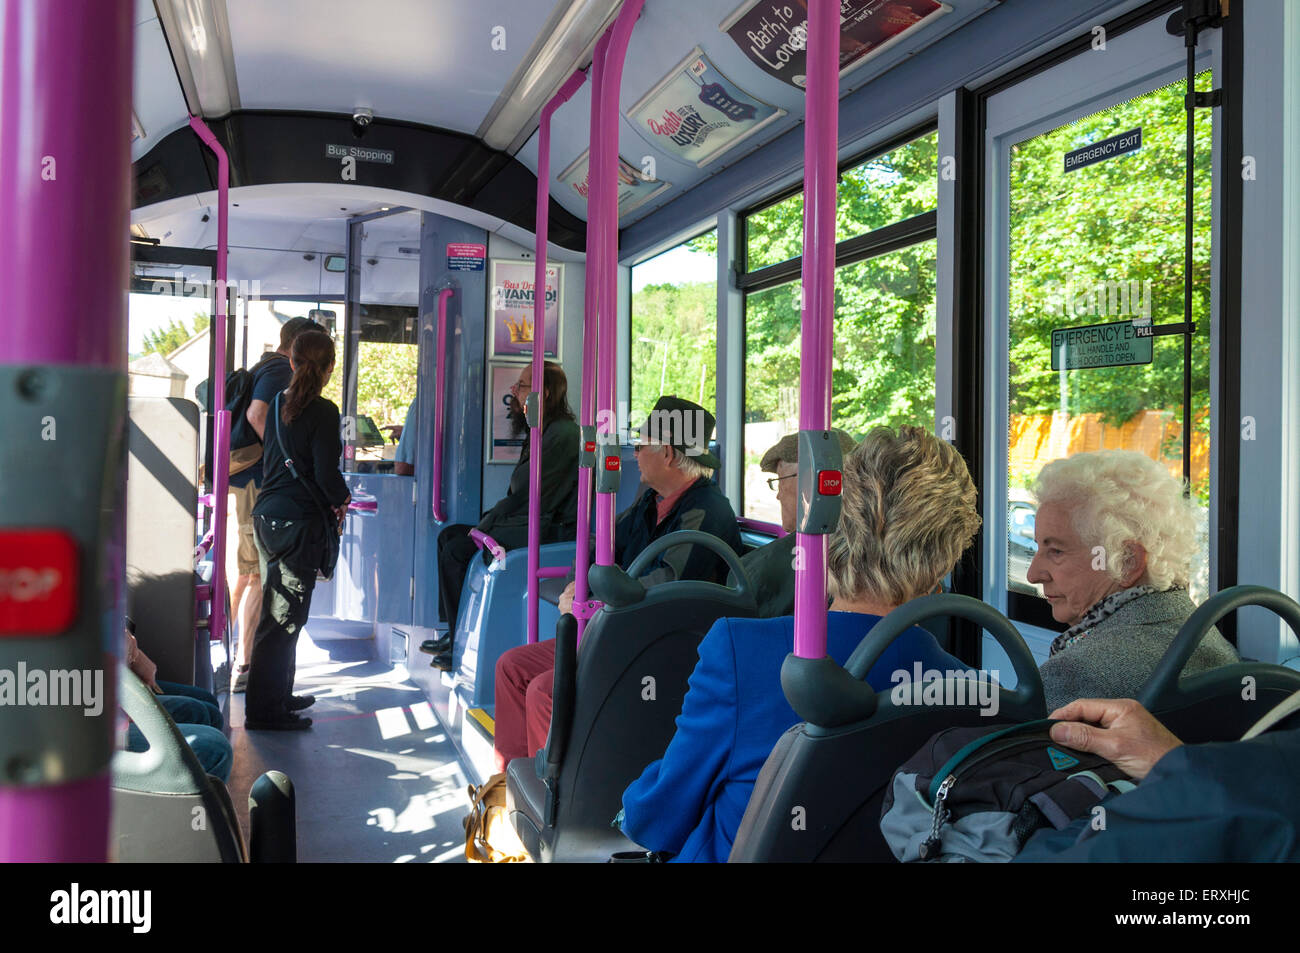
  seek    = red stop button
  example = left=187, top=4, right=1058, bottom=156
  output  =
left=818, top=470, right=843, bottom=495
left=584, top=440, right=596, bottom=453
left=604, top=455, right=621, bottom=472
left=0, top=530, right=79, bottom=635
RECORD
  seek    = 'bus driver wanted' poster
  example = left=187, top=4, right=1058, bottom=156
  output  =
left=722, top=0, right=949, bottom=89
left=490, top=260, right=562, bottom=360
left=628, top=49, right=785, bottom=168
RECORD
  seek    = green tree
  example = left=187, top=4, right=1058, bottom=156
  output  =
left=143, top=311, right=209, bottom=357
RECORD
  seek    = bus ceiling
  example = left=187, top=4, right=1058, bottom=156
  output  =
left=131, top=0, right=1024, bottom=251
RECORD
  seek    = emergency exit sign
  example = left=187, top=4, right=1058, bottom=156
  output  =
left=1050, top=319, right=1154, bottom=370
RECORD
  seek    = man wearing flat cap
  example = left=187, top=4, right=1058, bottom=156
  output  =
left=492, top=395, right=741, bottom=771
left=732, top=428, right=859, bottom=618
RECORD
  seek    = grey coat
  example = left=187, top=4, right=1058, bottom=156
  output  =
left=1038, top=588, right=1238, bottom=711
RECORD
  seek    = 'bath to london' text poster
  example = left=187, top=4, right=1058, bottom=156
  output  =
left=721, top=0, right=949, bottom=90
left=490, top=260, right=562, bottom=360
left=628, top=49, right=785, bottom=168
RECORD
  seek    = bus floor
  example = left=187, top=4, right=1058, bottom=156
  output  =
left=225, top=624, right=471, bottom=863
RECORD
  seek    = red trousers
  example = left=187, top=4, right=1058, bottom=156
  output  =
left=493, top=639, right=555, bottom=772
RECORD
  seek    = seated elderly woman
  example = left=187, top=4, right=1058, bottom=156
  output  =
left=1028, top=450, right=1237, bottom=711
left=618, top=425, right=982, bottom=862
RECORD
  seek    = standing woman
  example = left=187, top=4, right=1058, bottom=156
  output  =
left=245, top=330, right=350, bottom=730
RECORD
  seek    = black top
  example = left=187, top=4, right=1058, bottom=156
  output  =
left=253, top=394, right=351, bottom=520
left=229, top=352, right=293, bottom=490
left=477, top=416, right=581, bottom=549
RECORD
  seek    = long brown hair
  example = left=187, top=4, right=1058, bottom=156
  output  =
left=281, top=330, right=335, bottom=424
left=541, top=361, right=575, bottom=423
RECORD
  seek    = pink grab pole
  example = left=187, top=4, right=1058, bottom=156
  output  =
left=793, top=1, right=839, bottom=660
left=528, top=69, right=587, bottom=644
left=189, top=117, right=231, bottom=661
left=0, top=0, right=134, bottom=861
left=593, top=0, right=644, bottom=568
left=573, top=34, right=609, bottom=639
left=432, top=287, right=453, bottom=523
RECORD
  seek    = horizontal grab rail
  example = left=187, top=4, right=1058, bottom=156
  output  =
left=348, top=500, right=378, bottom=512
left=738, top=517, right=786, bottom=538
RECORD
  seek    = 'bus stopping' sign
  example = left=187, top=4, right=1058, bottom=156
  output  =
left=1051, top=319, right=1154, bottom=371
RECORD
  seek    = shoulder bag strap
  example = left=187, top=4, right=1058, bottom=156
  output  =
left=271, top=393, right=340, bottom=534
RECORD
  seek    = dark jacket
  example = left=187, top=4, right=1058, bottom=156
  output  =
left=253, top=395, right=350, bottom=520
left=614, top=477, right=741, bottom=586
left=1038, top=588, right=1238, bottom=710
left=729, top=534, right=796, bottom=618
left=477, top=416, right=580, bottom=550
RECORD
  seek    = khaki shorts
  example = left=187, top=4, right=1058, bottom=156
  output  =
left=231, top=481, right=261, bottom=576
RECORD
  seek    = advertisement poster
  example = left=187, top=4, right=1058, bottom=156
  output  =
left=487, top=363, right=526, bottom=464
left=628, top=49, right=785, bottom=167
left=490, top=260, right=562, bottom=359
left=721, top=0, right=949, bottom=89
left=555, top=151, right=672, bottom=217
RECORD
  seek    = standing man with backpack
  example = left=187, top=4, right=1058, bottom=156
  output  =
left=224, top=316, right=323, bottom=692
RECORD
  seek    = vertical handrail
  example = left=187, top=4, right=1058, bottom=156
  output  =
left=574, top=33, right=609, bottom=640
left=188, top=116, right=231, bottom=665
left=0, top=0, right=134, bottom=861
left=793, top=1, right=839, bottom=660
left=432, top=287, right=454, bottom=523
left=593, top=0, right=645, bottom=568
left=528, top=69, right=588, bottom=645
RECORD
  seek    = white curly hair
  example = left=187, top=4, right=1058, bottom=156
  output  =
left=1032, top=450, right=1197, bottom=590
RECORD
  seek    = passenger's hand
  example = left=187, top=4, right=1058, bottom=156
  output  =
left=124, top=631, right=160, bottom=693
left=1047, top=698, right=1183, bottom=781
left=558, top=581, right=577, bottom=616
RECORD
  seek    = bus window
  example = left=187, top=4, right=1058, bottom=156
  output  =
left=741, top=130, right=939, bottom=524
left=630, top=231, right=718, bottom=429
left=1005, top=73, right=1213, bottom=615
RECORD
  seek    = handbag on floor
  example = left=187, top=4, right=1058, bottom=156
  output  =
left=463, top=773, right=531, bottom=863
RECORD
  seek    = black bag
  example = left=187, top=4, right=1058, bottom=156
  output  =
left=270, top=392, right=342, bottom=580
left=226, top=354, right=285, bottom=451
left=879, top=720, right=1135, bottom=862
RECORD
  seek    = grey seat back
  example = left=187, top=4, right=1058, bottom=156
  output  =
left=728, top=594, right=1046, bottom=863
left=111, top=667, right=246, bottom=863
left=126, top=396, right=199, bottom=684
left=507, top=530, right=756, bottom=862
left=1138, top=585, right=1300, bottom=742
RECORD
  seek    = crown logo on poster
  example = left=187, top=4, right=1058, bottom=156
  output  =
left=505, top=315, right=534, bottom=343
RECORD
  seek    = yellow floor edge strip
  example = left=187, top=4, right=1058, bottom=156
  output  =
left=466, top=707, right=495, bottom=735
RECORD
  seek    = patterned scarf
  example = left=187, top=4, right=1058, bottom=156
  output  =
left=1048, top=584, right=1160, bottom=657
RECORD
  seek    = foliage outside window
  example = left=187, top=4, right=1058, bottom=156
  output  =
left=1005, top=74, right=1213, bottom=604
left=742, top=130, right=939, bottom=522
left=630, top=231, right=718, bottom=427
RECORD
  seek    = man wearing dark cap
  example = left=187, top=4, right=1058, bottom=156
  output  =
left=227, top=315, right=324, bottom=693
left=491, top=396, right=741, bottom=771
left=731, top=429, right=858, bottom=618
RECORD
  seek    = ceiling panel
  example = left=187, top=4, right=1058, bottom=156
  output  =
left=225, top=0, right=561, bottom=132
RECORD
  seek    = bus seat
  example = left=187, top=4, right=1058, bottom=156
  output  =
left=112, top=668, right=293, bottom=863
left=451, top=540, right=576, bottom=709
left=506, top=530, right=758, bottom=862
left=1138, top=585, right=1300, bottom=743
left=728, top=594, right=1045, bottom=863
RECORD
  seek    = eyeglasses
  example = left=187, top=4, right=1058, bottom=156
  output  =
left=509, top=379, right=529, bottom=394
left=766, top=474, right=797, bottom=492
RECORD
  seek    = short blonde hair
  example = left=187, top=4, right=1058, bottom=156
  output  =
left=1033, top=451, right=1197, bottom=590
left=828, top=426, right=981, bottom=605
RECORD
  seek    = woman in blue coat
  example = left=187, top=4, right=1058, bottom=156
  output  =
left=619, top=425, right=984, bottom=862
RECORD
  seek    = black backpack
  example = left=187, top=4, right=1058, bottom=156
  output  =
left=879, top=720, right=1135, bottom=862
left=225, top=354, right=284, bottom=451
